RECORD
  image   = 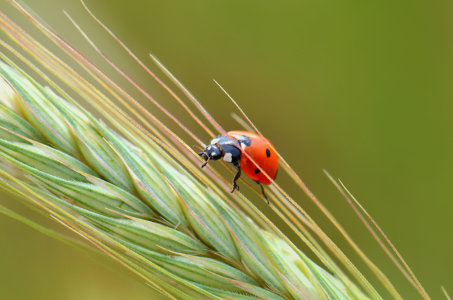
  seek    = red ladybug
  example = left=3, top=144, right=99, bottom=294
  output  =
left=198, top=131, right=278, bottom=202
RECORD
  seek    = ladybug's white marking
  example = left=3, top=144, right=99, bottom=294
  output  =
left=210, top=138, right=220, bottom=144
left=223, top=153, right=233, bottom=162
left=241, top=142, right=247, bottom=150
left=207, top=145, right=212, bottom=150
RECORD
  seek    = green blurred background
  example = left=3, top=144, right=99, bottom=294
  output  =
left=0, top=0, right=452, bottom=299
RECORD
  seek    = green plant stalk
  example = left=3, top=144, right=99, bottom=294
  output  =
left=0, top=35, right=372, bottom=300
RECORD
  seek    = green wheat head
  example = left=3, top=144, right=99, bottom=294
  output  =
left=0, top=48, right=369, bottom=300
left=0, top=1, right=432, bottom=300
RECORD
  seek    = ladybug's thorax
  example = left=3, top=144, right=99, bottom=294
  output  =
left=209, top=136, right=242, bottom=165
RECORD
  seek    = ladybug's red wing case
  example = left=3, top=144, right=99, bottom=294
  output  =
left=228, top=131, right=279, bottom=185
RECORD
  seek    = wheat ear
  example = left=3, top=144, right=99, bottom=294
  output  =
left=0, top=56, right=374, bottom=300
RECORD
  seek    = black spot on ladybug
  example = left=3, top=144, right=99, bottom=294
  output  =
left=254, top=168, right=261, bottom=174
left=266, top=149, right=271, bottom=157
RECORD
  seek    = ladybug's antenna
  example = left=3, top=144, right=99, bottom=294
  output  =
left=193, top=145, right=204, bottom=151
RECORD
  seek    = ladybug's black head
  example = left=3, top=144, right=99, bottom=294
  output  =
left=202, top=144, right=223, bottom=161
left=197, top=143, right=224, bottom=168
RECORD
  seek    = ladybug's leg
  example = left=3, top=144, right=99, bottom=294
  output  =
left=256, top=182, right=270, bottom=205
left=201, top=157, right=211, bottom=168
left=231, top=165, right=241, bottom=193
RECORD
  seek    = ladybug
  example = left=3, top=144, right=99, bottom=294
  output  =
left=197, top=131, right=278, bottom=203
